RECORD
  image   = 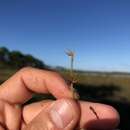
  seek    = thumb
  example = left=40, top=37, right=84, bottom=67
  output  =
left=23, top=99, right=80, bottom=130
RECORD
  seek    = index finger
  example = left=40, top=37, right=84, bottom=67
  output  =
left=0, top=67, right=73, bottom=104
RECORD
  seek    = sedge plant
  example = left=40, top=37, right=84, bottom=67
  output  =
left=66, top=50, right=99, bottom=121
left=65, top=50, right=79, bottom=100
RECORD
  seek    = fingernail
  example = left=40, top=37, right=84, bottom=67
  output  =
left=50, top=100, right=73, bottom=128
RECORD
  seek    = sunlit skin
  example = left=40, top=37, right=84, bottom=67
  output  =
left=0, top=67, right=120, bottom=130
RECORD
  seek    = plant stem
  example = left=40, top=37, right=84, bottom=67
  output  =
left=70, top=56, right=74, bottom=79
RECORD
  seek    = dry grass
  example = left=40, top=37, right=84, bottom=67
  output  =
left=0, top=67, right=130, bottom=102
left=60, top=70, right=130, bottom=102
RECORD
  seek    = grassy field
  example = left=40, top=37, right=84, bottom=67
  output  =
left=60, top=70, right=130, bottom=102
left=0, top=67, right=130, bottom=102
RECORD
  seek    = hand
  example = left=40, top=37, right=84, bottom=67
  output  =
left=0, top=67, right=120, bottom=130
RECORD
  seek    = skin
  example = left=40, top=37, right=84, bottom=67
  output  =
left=0, top=67, right=120, bottom=130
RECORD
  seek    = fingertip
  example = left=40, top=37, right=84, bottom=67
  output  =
left=45, top=71, right=74, bottom=99
left=80, top=102, right=120, bottom=130
left=101, top=105, right=120, bottom=128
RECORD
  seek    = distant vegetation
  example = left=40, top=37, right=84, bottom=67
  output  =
left=0, top=47, right=47, bottom=69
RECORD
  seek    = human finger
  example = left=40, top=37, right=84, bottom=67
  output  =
left=0, top=100, right=21, bottom=130
left=0, top=67, right=73, bottom=104
left=23, top=99, right=80, bottom=130
left=23, top=100, right=120, bottom=130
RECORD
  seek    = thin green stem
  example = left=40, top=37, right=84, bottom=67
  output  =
left=70, top=56, right=74, bottom=78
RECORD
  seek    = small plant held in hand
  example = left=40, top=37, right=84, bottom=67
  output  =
left=66, top=50, right=99, bottom=130
left=65, top=50, right=79, bottom=100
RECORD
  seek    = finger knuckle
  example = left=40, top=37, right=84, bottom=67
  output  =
left=50, top=71, right=61, bottom=79
left=19, top=67, right=34, bottom=73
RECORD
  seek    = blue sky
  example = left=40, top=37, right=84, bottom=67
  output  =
left=0, top=0, right=130, bottom=72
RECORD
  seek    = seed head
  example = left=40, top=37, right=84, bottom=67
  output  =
left=65, top=50, right=75, bottom=58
